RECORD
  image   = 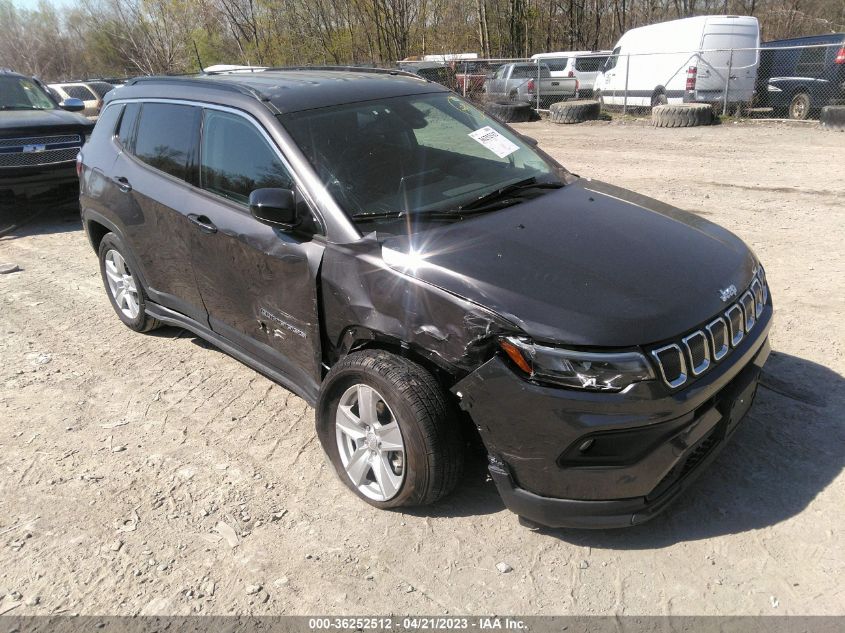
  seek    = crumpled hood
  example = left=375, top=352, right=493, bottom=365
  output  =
left=0, top=109, right=93, bottom=135
left=381, top=178, right=757, bottom=347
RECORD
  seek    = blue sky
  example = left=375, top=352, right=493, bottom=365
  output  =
left=12, top=0, right=77, bottom=9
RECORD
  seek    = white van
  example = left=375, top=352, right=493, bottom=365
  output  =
left=593, top=15, right=760, bottom=108
left=531, top=51, right=613, bottom=96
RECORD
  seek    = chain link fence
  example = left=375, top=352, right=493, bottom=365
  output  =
left=399, top=42, right=845, bottom=120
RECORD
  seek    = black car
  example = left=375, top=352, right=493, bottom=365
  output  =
left=755, top=34, right=845, bottom=119
left=1, top=69, right=94, bottom=202
left=78, top=69, right=772, bottom=529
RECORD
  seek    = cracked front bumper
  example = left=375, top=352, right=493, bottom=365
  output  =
left=454, top=310, right=771, bottom=529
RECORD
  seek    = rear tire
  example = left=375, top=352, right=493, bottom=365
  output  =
left=98, top=232, right=161, bottom=333
left=789, top=92, right=811, bottom=120
left=549, top=99, right=601, bottom=124
left=484, top=100, right=534, bottom=123
left=820, top=105, right=845, bottom=131
left=651, top=103, right=714, bottom=128
left=317, top=350, right=464, bottom=509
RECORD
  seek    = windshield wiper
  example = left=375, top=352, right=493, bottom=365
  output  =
left=458, top=177, right=564, bottom=211
left=350, top=177, right=565, bottom=222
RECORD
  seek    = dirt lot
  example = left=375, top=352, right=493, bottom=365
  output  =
left=1, top=121, right=843, bottom=617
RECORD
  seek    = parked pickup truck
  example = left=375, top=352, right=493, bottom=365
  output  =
left=484, top=62, right=578, bottom=105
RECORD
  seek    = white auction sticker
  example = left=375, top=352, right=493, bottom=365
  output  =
left=468, top=126, right=520, bottom=158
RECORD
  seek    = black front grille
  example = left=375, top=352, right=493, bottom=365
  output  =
left=0, top=134, right=81, bottom=148
left=0, top=146, right=80, bottom=167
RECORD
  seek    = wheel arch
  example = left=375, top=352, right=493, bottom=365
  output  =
left=83, top=209, right=154, bottom=297
left=331, top=325, right=461, bottom=390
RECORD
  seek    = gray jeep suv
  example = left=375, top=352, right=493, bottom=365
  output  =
left=78, top=68, right=772, bottom=528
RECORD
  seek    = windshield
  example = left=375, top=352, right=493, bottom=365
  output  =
left=0, top=76, right=57, bottom=111
left=280, top=92, right=563, bottom=225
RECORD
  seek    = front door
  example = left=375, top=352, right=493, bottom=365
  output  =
left=185, top=108, right=325, bottom=390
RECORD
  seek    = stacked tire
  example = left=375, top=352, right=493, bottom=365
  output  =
left=651, top=103, right=714, bottom=128
left=820, top=105, right=845, bottom=131
left=549, top=100, right=601, bottom=124
left=484, top=101, right=534, bottom=123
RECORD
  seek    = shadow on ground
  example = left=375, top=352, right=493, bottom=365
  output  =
left=0, top=198, right=81, bottom=240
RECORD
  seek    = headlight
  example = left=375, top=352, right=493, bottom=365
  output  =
left=499, top=337, right=654, bottom=392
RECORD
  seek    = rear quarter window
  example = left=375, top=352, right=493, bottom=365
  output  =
left=133, top=103, right=199, bottom=181
left=575, top=57, right=607, bottom=72
left=65, top=85, right=97, bottom=101
left=117, top=102, right=141, bottom=150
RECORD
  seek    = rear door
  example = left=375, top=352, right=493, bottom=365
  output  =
left=186, top=107, right=324, bottom=391
left=699, top=18, right=759, bottom=102
left=109, top=101, right=208, bottom=324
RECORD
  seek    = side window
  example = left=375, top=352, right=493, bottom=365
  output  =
left=796, top=46, right=825, bottom=76
left=117, top=102, right=140, bottom=150
left=604, top=48, right=621, bottom=71
left=65, top=85, right=97, bottom=101
left=134, top=103, right=199, bottom=181
left=576, top=57, right=606, bottom=72
left=544, top=58, right=569, bottom=72
left=200, top=109, right=293, bottom=205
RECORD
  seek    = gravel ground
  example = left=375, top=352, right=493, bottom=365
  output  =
left=0, top=120, right=843, bottom=617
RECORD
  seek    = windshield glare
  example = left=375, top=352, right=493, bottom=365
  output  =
left=280, top=92, right=562, bottom=224
left=0, top=76, right=56, bottom=111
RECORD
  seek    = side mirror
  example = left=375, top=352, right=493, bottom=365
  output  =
left=59, top=98, right=85, bottom=112
left=249, top=188, right=299, bottom=229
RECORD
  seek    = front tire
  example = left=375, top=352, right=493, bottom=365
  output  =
left=98, top=232, right=161, bottom=333
left=317, top=350, right=464, bottom=509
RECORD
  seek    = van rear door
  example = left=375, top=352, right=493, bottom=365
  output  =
left=698, top=17, right=759, bottom=103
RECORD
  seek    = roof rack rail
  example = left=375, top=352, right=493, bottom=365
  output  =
left=124, top=75, right=270, bottom=101
left=264, top=65, right=419, bottom=78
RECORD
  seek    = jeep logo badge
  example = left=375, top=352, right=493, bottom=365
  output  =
left=719, top=284, right=738, bottom=302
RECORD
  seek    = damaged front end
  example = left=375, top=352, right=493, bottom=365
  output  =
left=320, top=236, right=519, bottom=378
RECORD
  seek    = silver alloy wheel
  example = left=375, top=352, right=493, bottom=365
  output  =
left=104, top=249, right=140, bottom=319
left=335, top=383, right=406, bottom=501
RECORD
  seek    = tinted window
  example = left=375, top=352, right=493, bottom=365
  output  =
left=87, top=82, right=114, bottom=98
left=118, top=102, right=140, bottom=149
left=542, top=58, right=569, bottom=72
left=575, top=56, right=607, bottom=72
left=796, top=46, right=826, bottom=76
left=604, top=47, right=621, bottom=71
left=200, top=110, right=293, bottom=205
left=134, top=103, right=199, bottom=181
left=65, top=85, right=97, bottom=101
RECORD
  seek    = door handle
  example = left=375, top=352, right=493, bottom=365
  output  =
left=187, top=214, right=217, bottom=234
left=113, top=176, right=132, bottom=193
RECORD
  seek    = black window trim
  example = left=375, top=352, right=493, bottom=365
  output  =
left=106, top=97, right=329, bottom=235
left=198, top=107, right=295, bottom=210
left=125, top=101, right=201, bottom=185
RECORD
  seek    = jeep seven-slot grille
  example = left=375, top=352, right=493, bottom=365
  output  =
left=650, top=268, right=768, bottom=389
left=0, top=134, right=82, bottom=168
